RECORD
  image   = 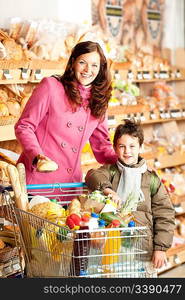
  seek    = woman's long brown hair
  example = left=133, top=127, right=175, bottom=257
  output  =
left=54, top=41, right=112, bottom=119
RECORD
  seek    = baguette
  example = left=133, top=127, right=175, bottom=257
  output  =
left=17, top=163, right=27, bottom=195
left=17, top=163, right=29, bottom=211
left=7, top=164, right=27, bottom=211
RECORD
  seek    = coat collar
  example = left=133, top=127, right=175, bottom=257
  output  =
left=117, top=156, right=146, bottom=169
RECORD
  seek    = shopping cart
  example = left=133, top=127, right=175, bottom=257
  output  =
left=1, top=183, right=155, bottom=278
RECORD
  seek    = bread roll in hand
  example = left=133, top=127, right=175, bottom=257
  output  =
left=36, top=156, right=58, bottom=172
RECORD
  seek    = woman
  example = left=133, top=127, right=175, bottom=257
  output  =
left=15, top=41, right=118, bottom=185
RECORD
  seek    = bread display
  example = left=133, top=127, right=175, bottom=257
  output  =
left=0, top=160, right=11, bottom=185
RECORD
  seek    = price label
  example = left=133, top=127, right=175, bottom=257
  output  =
left=159, top=71, right=169, bottom=79
left=150, top=112, right=157, bottom=120
left=142, top=71, right=151, bottom=80
left=114, top=70, right=120, bottom=80
left=182, top=109, right=185, bottom=117
left=159, top=110, right=165, bottom=118
left=21, top=68, right=29, bottom=79
left=108, top=116, right=116, bottom=126
left=127, top=70, right=134, bottom=80
left=140, top=113, right=146, bottom=121
left=170, top=109, right=181, bottom=118
left=35, top=69, right=42, bottom=80
left=175, top=69, right=181, bottom=78
left=174, top=255, right=181, bottom=264
left=153, top=71, right=159, bottom=79
left=154, top=159, right=161, bottom=168
left=164, top=110, right=170, bottom=118
left=3, top=69, right=13, bottom=79
left=137, top=71, right=143, bottom=80
left=169, top=70, right=175, bottom=78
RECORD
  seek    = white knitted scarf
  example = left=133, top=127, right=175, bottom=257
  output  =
left=116, top=159, right=147, bottom=213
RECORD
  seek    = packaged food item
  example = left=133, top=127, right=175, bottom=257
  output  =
left=102, top=220, right=121, bottom=271
left=70, top=215, right=91, bottom=276
left=90, top=219, right=106, bottom=249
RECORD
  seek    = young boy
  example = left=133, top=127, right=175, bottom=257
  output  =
left=85, top=119, right=175, bottom=273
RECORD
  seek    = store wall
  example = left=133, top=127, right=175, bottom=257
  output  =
left=163, top=0, right=185, bottom=50
left=0, top=0, right=92, bottom=27
left=0, top=0, right=184, bottom=50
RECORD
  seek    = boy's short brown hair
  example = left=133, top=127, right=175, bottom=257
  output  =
left=113, top=119, right=144, bottom=147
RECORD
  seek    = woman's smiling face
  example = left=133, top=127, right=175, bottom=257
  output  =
left=73, top=51, right=100, bottom=87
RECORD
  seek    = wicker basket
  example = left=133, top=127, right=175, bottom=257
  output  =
left=0, top=245, right=18, bottom=263
left=28, top=58, right=66, bottom=70
left=0, top=116, right=18, bottom=126
left=0, top=58, right=30, bottom=70
left=0, top=140, right=22, bottom=154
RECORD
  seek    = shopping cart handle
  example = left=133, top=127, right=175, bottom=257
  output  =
left=26, top=182, right=87, bottom=190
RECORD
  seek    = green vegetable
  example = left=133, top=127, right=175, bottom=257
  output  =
left=87, top=190, right=111, bottom=203
left=56, top=226, right=69, bottom=241
left=100, top=212, right=127, bottom=227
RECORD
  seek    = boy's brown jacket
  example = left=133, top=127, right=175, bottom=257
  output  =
left=85, top=159, right=175, bottom=260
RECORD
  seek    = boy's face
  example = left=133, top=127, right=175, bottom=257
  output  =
left=114, top=134, right=141, bottom=165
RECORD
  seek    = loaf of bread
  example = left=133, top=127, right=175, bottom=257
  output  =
left=0, top=238, right=5, bottom=249
left=36, top=159, right=58, bottom=172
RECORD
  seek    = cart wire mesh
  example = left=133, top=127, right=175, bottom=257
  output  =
left=1, top=183, right=155, bottom=278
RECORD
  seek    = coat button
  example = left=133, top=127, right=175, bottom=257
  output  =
left=67, top=121, right=72, bottom=127
left=67, top=168, right=72, bottom=173
left=78, top=126, right=84, bottom=132
left=61, top=142, right=67, bottom=148
left=72, top=147, right=77, bottom=153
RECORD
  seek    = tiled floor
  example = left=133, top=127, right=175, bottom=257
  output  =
left=158, top=263, right=185, bottom=277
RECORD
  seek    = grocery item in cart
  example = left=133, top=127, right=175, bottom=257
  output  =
left=29, top=199, right=66, bottom=223
left=70, top=215, right=91, bottom=276
left=102, top=220, right=121, bottom=271
left=90, top=219, right=106, bottom=249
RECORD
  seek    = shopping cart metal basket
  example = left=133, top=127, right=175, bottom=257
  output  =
left=1, top=182, right=155, bottom=278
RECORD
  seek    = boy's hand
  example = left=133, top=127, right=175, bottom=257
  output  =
left=103, top=188, right=122, bottom=208
left=152, top=250, right=167, bottom=269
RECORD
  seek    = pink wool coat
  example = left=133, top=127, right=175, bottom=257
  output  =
left=15, top=77, right=117, bottom=185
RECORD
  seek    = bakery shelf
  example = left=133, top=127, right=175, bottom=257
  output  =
left=28, top=59, right=66, bottom=70
left=29, top=68, right=64, bottom=83
left=108, top=104, right=149, bottom=115
left=0, top=125, right=15, bottom=141
left=158, top=244, right=185, bottom=275
left=0, top=69, right=29, bottom=84
left=0, top=59, right=30, bottom=70
left=154, top=151, right=185, bottom=169
left=110, top=65, right=185, bottom=82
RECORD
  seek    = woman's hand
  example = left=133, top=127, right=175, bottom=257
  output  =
left=103, top=188, right=122, bottom=208
left=36, top=154, right=58, bottom=172
left=37, top=154, right=51, bottom=161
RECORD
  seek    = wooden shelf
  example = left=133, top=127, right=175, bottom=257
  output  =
left=155, top=151, right=185, bottom=169
left=158, top=244, right=185, bottom=274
